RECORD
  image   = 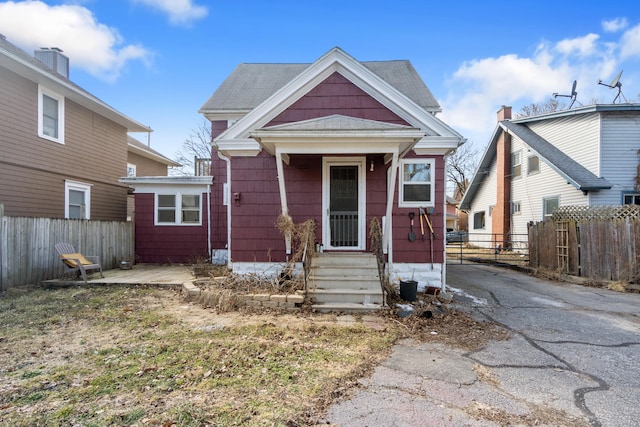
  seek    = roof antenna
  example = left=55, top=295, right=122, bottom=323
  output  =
left=598, top=70, right=626, bottom=104
left=553, top=80, right=578, bottom=108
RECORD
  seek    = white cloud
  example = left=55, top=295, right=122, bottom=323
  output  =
left=131, top=0, right=208, bottom=26
left=603, top=18, right=628, bottom=33
left=439, top=30, right=633, bottom=149
left=0, top=1, right=152, bottom=82
left=619, top=23, right=640, bottom=59
left=555, top=33, right=600, bottom=57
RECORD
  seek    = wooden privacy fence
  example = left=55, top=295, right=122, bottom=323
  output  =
left=528, top=217, right=640, bottom=283
left=0, top=217, right=134, bottom=290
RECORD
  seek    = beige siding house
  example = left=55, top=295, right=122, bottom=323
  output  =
left=0, top=36, right=152, bottom=221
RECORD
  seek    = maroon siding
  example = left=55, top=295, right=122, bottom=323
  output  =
left=391, top=154, right=446, bottom=264
left=212, top=74, right=445, bottom=265
left=134, top=193, right=210, bottom=263
left=267, top=72, right=410, bottom=127
left=229, top=152, right=283, bottom=262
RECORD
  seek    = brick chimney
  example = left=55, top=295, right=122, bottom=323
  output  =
left=493, top=106, right=512, bottom=249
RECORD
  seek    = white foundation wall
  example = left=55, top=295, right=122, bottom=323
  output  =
left=389, top=262, right=443, bottom=291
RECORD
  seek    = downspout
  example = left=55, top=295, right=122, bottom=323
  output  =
left=206, top=182, right=211, bottom=263
left=216, top=150, right=232, bottom=266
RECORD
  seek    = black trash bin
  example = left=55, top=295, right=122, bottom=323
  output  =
left=399, top=280, right=418, bottom=302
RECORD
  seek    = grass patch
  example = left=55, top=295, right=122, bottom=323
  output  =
left=0, top=285, right=401, bottom=425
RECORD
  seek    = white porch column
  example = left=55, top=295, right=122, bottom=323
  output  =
left=275, top=148, right=292, bottom=255
left=383, top=150, right=399, bottom=252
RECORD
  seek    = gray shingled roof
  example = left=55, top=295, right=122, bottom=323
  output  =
left=460, top=120, right=612, bottom=211
left=199, top=60, right=440, bottom=113
left=500, top=121, right=612, bottom=191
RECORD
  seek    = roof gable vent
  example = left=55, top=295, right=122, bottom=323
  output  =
left=35, top=47, right=69, bottom=79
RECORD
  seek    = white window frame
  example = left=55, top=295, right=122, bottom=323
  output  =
left=127, top=163, right=137, bottom=177
left=399, top=158, right=435, bottom=208
left=38, top=85, right=65, bottom=144
left=512, top=150, right=522, bottom=179
left=65, top=180, right=91, bottom=219
left=155, top=192, right=202, bottom=226
left=622, top=192, right=640, bottom=205
left=527, top=155, right=540, bottom=175
left=473, top=211, right=486, bottom=230
left=543, top=196, right=559, bottom=220
left=511, top=201, right=521, bottom=215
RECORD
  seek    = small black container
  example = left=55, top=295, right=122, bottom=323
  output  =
left=399, top=280, right=418, bottom=301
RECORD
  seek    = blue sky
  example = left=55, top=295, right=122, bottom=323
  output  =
left=1, top=0, right=639, bottom=162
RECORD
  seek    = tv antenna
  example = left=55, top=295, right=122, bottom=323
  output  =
left=553, top=80, right=578, bottom=108
left=598, top=70, right=626, bottom=103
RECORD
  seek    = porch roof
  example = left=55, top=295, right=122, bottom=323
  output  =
left=250, top=114, right=425, bottom=158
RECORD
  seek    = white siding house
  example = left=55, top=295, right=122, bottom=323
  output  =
left=461, top=104, right=640, bottom=249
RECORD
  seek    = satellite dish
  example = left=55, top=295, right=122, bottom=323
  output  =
left=598, top=70, right=626, bottom=103
left=553, top=80, right=578, bottom=108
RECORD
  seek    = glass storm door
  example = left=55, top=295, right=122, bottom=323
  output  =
left=323, top=158, right=366, bottom=250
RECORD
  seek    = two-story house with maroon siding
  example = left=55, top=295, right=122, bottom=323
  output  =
left=123, top=48, right=465, bottom=285
left=0, top=36, right=152, bottom=221
left=196, top=47, right=466, bottom=289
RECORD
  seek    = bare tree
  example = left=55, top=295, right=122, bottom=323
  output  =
left=515, top=98, right=565, bottom=118
left=172, top=120, right=212, bottom=176
left=447, top=142, right=480, bottom=199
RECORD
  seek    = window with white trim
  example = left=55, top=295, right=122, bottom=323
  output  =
left=65, top=180, right=91, bottom=219
left=623, top=192, right=640, bottom=205
left=127, top=163, right=137, bottom=177
left=543, top=196, right=559, bottom=220
left=473, top=211, right=486, bottom=229
left=38, top=86, right=64, bottom=143
left=511, top=201, right=521, bottom=215
left=528, top=155, right=539, bottom=175
left=155, top=193, right=202, bottom=225
left=399, top=159, right=435, bottom=207
left=512, top=151, right=522, bottom=179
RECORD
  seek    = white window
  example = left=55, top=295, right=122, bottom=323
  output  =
left=155, top=193, right=202, bottom=225
left=473, top=211, right=486, bottom=229
left=623, top=193, right=640, bottom=205
left=511, top=201, right=521, bottom=215
left=65, top=180, right=91, bottom=219
left=528, top=155, right=539, bottom=175
left=512, top=151, right=522, bottom=179
left=399, top=159, right=435, bottom=207
left=38, top=86, right=64, bottom=143
left=127, top=163, right=137, bottom=177
left=543, top=196, right=559, bottom=220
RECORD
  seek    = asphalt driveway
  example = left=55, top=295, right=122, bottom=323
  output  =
left=326, top=264, right=640, bottom=427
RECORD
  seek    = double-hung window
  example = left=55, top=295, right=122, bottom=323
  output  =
left=399, top=159, right=435, bottom=207
left=65, top=180, right=91, bottom=219
left=38, top=86, right=64, bottom=143
left=156, top=193, right=202, bottom=225
left=512, top=151, right=522, bottom=179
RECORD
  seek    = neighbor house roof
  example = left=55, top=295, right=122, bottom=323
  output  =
left=460, top=117, right=612, bottom=211
left=128, top=136, right=180, bottom=167
left=199, top=59, right=441, bottom=115
left=0, top=35, right=152, bottom=133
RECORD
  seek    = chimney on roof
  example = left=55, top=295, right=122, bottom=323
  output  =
left=34, top=47, right=69, bottom=79
left=497, top=105, right=512, bottom=122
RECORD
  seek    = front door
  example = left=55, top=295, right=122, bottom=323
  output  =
left=322, top=157, right=366, bottom=250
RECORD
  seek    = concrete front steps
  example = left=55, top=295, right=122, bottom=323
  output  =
left=307, top=252, right=385, bottom=313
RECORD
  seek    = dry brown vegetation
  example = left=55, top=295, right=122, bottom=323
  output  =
left=0, top=276, right=511, bottom=426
